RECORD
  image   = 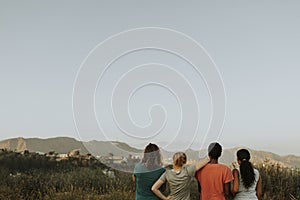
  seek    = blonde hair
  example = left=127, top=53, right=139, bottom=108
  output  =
left=173, top=152, right=187, bottom=167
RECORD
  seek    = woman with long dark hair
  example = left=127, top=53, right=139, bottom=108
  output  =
left=133, top=143, right=165, bottom=200
left=232, top=149, right=262, bottom=200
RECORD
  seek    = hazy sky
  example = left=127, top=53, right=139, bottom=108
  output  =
left=1, top=1, right=300, bottom=155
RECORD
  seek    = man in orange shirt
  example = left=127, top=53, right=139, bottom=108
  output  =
left=195, top=142, right=233, bottom=200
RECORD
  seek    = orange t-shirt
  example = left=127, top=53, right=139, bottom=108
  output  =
left=195, top=163, right=234, bottom=200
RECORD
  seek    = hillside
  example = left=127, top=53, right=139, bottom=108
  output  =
left=83, top=140, right=142, bottom=156
left=0, top=137, right=142, bottom=156
left=0, top=137, right=299, bottom=167
left=0, top=137, right=89, bottom=154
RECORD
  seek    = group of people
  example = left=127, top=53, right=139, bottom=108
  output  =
left=133, top=142, right=262, bottom=200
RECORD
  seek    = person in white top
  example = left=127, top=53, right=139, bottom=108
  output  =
left=232, top=149, right=262, bottom=200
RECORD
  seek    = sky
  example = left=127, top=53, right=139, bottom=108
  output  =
left=1, top=1, right=300, bottom=155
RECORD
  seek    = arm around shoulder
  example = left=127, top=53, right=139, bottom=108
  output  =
left=196, top=156, right=210, bottom=171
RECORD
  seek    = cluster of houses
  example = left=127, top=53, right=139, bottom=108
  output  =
left=1, top=148, right=141, bottom=167
left=15, top=148, right=142, bottom=166
left=98, top=153, right=140, bottom=165
left=1, top=148, right=183, bottom=167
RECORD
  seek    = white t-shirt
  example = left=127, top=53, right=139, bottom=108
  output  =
left=234, top=168, right=260, bottom=200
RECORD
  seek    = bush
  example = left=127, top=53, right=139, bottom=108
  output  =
left=0, top=150, right=299, bottom=200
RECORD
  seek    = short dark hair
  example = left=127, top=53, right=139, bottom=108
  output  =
left=208, top=142, right=222, bottom=159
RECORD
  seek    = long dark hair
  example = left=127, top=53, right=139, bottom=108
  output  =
left=141, top=143, right=163, bottom=170
left=237, top=149, right=255, bottom=189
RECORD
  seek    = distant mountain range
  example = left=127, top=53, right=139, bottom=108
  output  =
left=0, top=137, right=299, bottom=168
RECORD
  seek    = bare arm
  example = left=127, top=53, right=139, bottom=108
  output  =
left=224, top=182, right=232, bottom=200
left=232, top=169, right=239, bottom=194
left=152, top=179, right=171, bottom=200
left=196, top=157, right=210, bottom=171
left=132, top=175, right=136, bottom=191
left=256, top=175, right=262, bottom=199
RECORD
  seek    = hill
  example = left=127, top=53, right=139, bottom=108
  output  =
left=83, top=140, right=142, bottom=156
left=0, top=137, right=299, bottom=167
left=0, top=137, right=89, bottom=154
left=0, top=137, right=142, bottom=156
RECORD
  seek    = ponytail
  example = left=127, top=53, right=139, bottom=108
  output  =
left=237, top=149, right=255, bottom=189
left=173, top=152, right=187, bottom=167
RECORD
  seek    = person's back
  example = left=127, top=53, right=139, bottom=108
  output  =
left=162, top=164, right=196, bottom=200
left=133, top=143, right=165, bottom=200
left=232, top=149, right=262, bottom=200
left=134, top=163, right=165, bottom=200
left=196, top=163, right=233, bottom=200
left=152, top=152, right=209, bottom=200
left=233, top=168, right=259, bottom=200
left=195, top=142, right=233, bottom=200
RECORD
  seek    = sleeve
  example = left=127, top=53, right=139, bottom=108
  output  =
left=223, top=166, right=234, bottom=183
left=133, top=164, right=138, bottom=175
left=159, top=171, right=167, bottom=183
left=255, top=169, right=260, bottom=181
left=186, top=164, right=197, bottom=177
left=134, top=163, right=143, bottom=174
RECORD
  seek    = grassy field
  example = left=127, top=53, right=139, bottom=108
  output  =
left=0, top=149, right=299, bottom=200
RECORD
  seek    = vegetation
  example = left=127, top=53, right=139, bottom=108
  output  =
left=0, top=149, right=299, bottom=200
left=257, top=161, right=300, bottom=200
